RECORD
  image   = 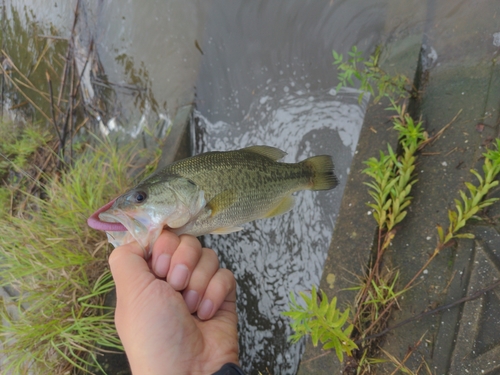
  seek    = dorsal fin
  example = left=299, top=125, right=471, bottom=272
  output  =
left=241, top=145, right=286, bottom=161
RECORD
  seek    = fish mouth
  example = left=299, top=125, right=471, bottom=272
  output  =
left=88, top=199, right=163, bottom=259
left=98, top=208, right=149, bottom=241
left=87, top=199, right=128, bottom=231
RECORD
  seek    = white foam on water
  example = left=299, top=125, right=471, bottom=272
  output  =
left=193, top=85, right=368, bottom=374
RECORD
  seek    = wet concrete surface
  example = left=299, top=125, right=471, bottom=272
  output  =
left=301, top=1, right=500, bottom=374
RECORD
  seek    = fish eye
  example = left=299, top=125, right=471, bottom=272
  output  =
left=133, top=191, right=147, bottom=204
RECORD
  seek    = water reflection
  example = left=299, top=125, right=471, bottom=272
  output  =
left=1, top=5, right=69, bottom=123
left=94, top=0, right=202, bottom=135
left=194, top=86, right=368, bottom=374
left=4, top=0, right=202, bottom=148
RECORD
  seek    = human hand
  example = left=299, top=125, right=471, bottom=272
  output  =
left=109, top=231, right=239, bottom=375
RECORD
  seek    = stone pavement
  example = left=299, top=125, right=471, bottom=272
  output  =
left=298, top=1, right=500, bottom=374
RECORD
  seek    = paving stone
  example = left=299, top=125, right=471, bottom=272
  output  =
left=447, top=227, right=500, bottom=374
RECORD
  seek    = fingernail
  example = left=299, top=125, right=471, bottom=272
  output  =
left=198, top=299, right=214, bottom=320
left=184, top=290, right=199, bottom=313
left=170, top=264, right=189, bottom=290
left=154, top=254, right=171, bottom=278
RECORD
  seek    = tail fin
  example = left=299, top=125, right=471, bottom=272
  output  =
left=301, top=155, right=338, bottom=191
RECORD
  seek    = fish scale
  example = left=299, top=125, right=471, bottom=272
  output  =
left=146, top=147, right=335, bottom=236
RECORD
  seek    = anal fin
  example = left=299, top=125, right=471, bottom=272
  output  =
left=264, top=196, right=295, bottom=219
left=210, top=226, right=244, bottom=235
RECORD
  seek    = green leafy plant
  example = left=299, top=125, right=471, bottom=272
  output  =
left=362, top=271, right=406, bottom=320
left=437, top=140, right=500, bottom=245
left=333, top=46, right=410, bottom=103
left=362, top=138, right=500, bottom=341
left=0, top=125, right=50, bottom=175
left=284, top=286, right=357, bottom=362
left=286, top=47, right=420, bottom=368
left=351, top=101, right=426, bottom=344
left=363, top=101, right=426, bottom=248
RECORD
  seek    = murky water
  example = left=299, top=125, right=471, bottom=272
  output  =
left=194, top=86, right=368, bottom=373
left=191, top=2, right=384, bottom=373
left=3, top=0, right=202, bottom=148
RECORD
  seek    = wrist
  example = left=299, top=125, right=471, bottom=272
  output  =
left=211, top=363, right=246, bottom=375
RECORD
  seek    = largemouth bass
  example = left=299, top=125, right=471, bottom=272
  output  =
left=88, top=145, right=337, bottom=257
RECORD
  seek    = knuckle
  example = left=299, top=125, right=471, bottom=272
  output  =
left=179, top=234, right=202, bottom=251
left=217, top=269, right=236, bottom=292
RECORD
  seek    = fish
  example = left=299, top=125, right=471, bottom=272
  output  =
left=87, top=145, right=337, bottom=258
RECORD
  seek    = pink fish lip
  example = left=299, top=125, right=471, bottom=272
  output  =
left=87, top=198, right=127, bottom=231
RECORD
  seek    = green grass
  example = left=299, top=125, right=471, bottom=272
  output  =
left=0, top=125, right=151, bottom=374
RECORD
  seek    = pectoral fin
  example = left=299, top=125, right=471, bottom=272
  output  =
left=210, top=226, right=244, bottom=235
left=206, top=189, right=238, bottom=217
left=263, top=196, right=295, bottom=219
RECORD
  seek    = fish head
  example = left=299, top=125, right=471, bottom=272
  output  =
left=99, top=176, right=206, bottom=258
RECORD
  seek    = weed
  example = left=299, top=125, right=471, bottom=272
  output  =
left=437, top=139, right=500, bottom=246
left=283, top=286, right=357, bottom=362
left=0, top=127, right=152, bottom=374
left=285, top=47, right=421, bottom=368
left=351, top=100, right=426, bottom=350
left=333, top=46, right=411, bottom=103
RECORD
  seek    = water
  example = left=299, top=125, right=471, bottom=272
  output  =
left=3, top=0, right=493, bottom=374
left=193, top=86, right=368, bottom=374
left=2, top=0, right=202, bottom=147
left=191, top=2, right=381, bottom=372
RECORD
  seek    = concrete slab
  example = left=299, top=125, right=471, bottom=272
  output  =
left=379, top=5, right=500, bottom=373
left=299, top=1, right=500, bottom=373
left=380, top=58, right=500, bottom=373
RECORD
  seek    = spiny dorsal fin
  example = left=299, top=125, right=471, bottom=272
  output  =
left=206, top=189, right=238, bottom=217
left=241, top=145, right=287, bottom=161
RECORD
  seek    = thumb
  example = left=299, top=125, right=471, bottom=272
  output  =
left=109, top=241, right=156, bottom=301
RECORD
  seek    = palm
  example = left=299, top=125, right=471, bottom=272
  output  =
left=193, top=307, right=240, bottom=369
left=117, top=278, right=239, bottom=375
